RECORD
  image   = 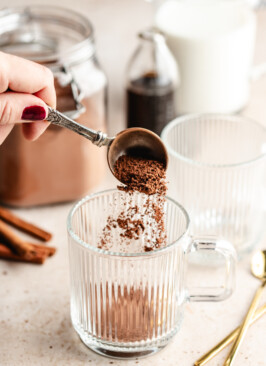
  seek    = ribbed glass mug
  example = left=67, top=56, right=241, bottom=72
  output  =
left=67, top=189, right=236, bottom=359
left=161, top=114, right=266, bottom=258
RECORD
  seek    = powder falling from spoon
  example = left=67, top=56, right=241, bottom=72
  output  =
left=98, top=155, right=167, bottom=253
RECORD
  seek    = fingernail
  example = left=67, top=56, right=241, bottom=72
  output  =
left=21, top=105, right=46, bottom=121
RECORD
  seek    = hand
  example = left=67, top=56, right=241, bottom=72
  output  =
left=0, top=51, right=56, bottom=145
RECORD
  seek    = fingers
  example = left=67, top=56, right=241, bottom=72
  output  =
left=0, top=92, right=48, bottom=124
left=0, top=92, right=49, bottom=142
left=0, top=52, right=56, bottom=144
left=21, top=104, right=50, bottom=141
left=0, top=52, right=56, bottom=108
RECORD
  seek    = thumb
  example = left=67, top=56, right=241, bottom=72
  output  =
left=0, top=92, right=49, bottom=142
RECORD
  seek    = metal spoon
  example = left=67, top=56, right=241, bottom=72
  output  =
left=46, top=107, right=168, bottom=180
left=224, top=250, right=266, bottom=366
left=194, top=305, right=266, bottom=366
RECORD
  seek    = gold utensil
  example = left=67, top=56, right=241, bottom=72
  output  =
left=223, top=250, right=266, bottom=365
left=194, top=304, right=266, bottom=366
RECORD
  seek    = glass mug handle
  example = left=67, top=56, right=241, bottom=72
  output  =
left=187, top=237, right=237, bottom=302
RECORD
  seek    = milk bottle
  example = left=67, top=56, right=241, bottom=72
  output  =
left=155, top=0, right=256, bottom=114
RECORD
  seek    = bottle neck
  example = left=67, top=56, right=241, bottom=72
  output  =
left=127, top=28, right=178, bottom=93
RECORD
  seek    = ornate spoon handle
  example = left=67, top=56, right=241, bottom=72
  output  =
left=46, top=107, right=114, bottom=147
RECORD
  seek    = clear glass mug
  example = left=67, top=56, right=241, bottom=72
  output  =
left=67, top=189, right=236, bottom=359
left=161, top=114, right=266, bottom=258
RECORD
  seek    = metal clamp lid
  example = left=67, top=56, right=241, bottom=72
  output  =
left=54, top=65, right=86, bottom=120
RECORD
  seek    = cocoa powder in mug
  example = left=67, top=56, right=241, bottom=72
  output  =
left=94, top=155, right=169, bottom=344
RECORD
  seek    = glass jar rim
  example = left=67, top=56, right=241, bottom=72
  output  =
left=161, top=113, right=266, bottom=168
left=67, top=189, right=190, bottom=257
left=0, top=5, right=95, bottom=66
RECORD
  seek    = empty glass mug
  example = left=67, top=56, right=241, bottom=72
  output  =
left=161, top=114, right=266, bottom=258
left=67, top=189, right=236, bottom=359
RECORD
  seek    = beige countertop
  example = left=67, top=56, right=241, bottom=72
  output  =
left=1, top=1, right=266, bottom=365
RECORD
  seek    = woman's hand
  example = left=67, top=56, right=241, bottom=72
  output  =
left=0, top=51, right=56, bottom=144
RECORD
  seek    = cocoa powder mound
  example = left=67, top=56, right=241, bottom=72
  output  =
left=114, top=155, right=167, bottom=196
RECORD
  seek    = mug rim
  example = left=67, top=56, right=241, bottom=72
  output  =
left=161, top=113, right=266, bottom=168
left=67, top=188, right=190, bottom=257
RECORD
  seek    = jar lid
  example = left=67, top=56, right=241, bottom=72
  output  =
left=0, top=6, right=95, bottom=68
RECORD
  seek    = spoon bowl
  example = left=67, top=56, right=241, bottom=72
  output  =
left=251, top=250, right=266, bottom=280
left=107, top=127, right=168, bottom=176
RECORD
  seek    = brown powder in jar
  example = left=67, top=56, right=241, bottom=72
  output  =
left=0, top=76, right=107, bottom=206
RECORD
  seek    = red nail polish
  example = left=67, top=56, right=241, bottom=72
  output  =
left=21, top=105, right=46, bottom=121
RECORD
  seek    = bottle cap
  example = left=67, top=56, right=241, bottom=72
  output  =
left=138, top=27, right=165, bottom=42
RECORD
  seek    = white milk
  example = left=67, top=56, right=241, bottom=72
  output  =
left=155, top=0, right=256, bottom=114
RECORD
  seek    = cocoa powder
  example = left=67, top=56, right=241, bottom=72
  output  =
left=94, top=154, right=169, bottom=344
left=114, top=155, right=167, bottom=196
left=98, top=155, right=167, bottom=252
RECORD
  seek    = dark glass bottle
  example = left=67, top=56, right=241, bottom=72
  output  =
left=126, top=28, right=178, bottom=136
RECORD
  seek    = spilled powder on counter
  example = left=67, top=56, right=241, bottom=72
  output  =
left=98, top=155, right=167, bottom=252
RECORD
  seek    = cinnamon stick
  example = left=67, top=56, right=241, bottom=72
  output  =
left=29, top=243, right=56, bottom=257
left=0, top=244, right=47, bottom=264
left=0, top=206, right=52, bottom=242
left=0, top=219, right=32, bottom=256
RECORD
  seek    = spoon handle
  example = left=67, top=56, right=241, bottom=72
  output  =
left=223, top=278, right=266, bottom=366
left=194, top=304, right=266, bottom=366
left=46, top=107, right=113, bottom=147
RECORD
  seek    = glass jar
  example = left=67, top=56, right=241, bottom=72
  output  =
left=126, top=28, right=178, bottom=136
left=0, top=6, right=108, bottom=207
